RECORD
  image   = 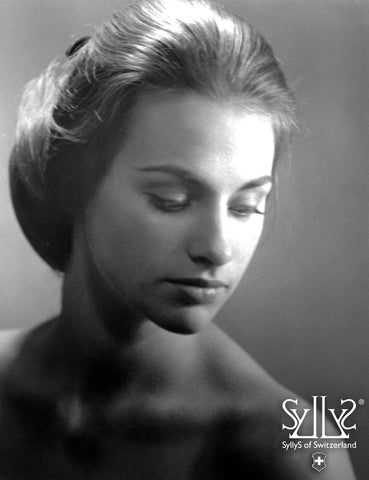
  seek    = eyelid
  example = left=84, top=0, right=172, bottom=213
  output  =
left=236, top=184, right=272, bottom=204
left=147, top=193, right=190, bottom=213
left=145, top=191, right=188, bottom=203
left=230, top=205, right=265, bottom=216
left=229, top=191, right=269, bottom=216
left=230, top=191, right=267, bottom=205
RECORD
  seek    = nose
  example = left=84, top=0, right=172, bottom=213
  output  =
left=187, top=207, right=233, bottom=268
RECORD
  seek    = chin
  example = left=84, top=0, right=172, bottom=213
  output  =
left=155, top=305, right=219, bottom=335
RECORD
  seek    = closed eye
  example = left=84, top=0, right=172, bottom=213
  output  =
left=230, top=204, right=265, bottom=216
left=229, top=191, right=268, bottom=217
left=147, top=193, right=190, bottom=213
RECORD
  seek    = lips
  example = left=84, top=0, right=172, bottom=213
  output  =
left=169, top=277, right=226, bottom=288
left=166, top=277, right=228, bottom=305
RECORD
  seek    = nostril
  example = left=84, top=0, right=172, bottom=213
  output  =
left=190, top=254, right=215, bottom=268
left=189, top=243, right=232, bottom=267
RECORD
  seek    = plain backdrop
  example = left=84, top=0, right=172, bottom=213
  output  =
left=0, top=0, right=368, bottom=477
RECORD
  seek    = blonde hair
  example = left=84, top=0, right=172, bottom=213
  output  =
left=10, top=0, right=297, bottom=271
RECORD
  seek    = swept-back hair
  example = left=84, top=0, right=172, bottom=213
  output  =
left=9, top=0, right=297, bottom=271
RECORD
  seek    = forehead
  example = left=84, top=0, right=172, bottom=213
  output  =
left=112, top=91, right=275, bottom=185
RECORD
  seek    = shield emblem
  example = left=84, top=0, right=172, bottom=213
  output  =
left=312, top=452, right=327, bottom=472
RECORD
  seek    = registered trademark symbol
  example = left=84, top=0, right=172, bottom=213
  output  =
left=358, top=399, right=365, bottom=406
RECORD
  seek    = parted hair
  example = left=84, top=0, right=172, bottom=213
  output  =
left=9, top=0, right=297, bottom=272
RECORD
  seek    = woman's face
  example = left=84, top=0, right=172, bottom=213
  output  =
left=82, top=92, right=275, bottom=334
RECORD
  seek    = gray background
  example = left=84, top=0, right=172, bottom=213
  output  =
left=0, top=0, right=368, bottom=477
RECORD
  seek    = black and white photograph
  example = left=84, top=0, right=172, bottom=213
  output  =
left=0, top=0, right=367, bottom=478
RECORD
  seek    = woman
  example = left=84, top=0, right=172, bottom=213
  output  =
left=1, top=0, right=356, bottom=478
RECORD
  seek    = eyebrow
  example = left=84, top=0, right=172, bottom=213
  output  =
left=137, top=165, right=273, bottom=190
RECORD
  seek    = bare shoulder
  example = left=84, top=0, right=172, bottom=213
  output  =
left=198, top=324, right=296, bottom=446
left=198, top=324, right=284, bottom=401
left=197, top=326, right=357, bottom=479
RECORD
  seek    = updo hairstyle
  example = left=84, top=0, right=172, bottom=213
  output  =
left=9, top=0, right=297, bottom=272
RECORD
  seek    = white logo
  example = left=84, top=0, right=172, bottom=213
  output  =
left=312, top=452, right=327, bottom=472
left=282, top=396, right=357, bottom=439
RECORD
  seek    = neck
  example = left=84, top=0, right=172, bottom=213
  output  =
left=52, top=236, right=200, bottom=395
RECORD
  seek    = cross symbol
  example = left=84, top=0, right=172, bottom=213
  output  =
left=315, top=456, right=324, bottom=466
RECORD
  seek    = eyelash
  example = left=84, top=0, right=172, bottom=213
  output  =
left=231, top=206, right=265, bottom=216
left=148, top=195, right=265, bottom=216
left=148, top=195, right=190, bottom=212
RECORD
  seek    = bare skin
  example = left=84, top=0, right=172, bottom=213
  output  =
left=0, top=323, right=356, bottom=479
left=0, top=93, right=356, bottom=478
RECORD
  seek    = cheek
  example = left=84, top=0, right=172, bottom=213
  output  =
left=233, top=217, right=265, bottom=267
left=86, top=196, right=185, bottom=283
